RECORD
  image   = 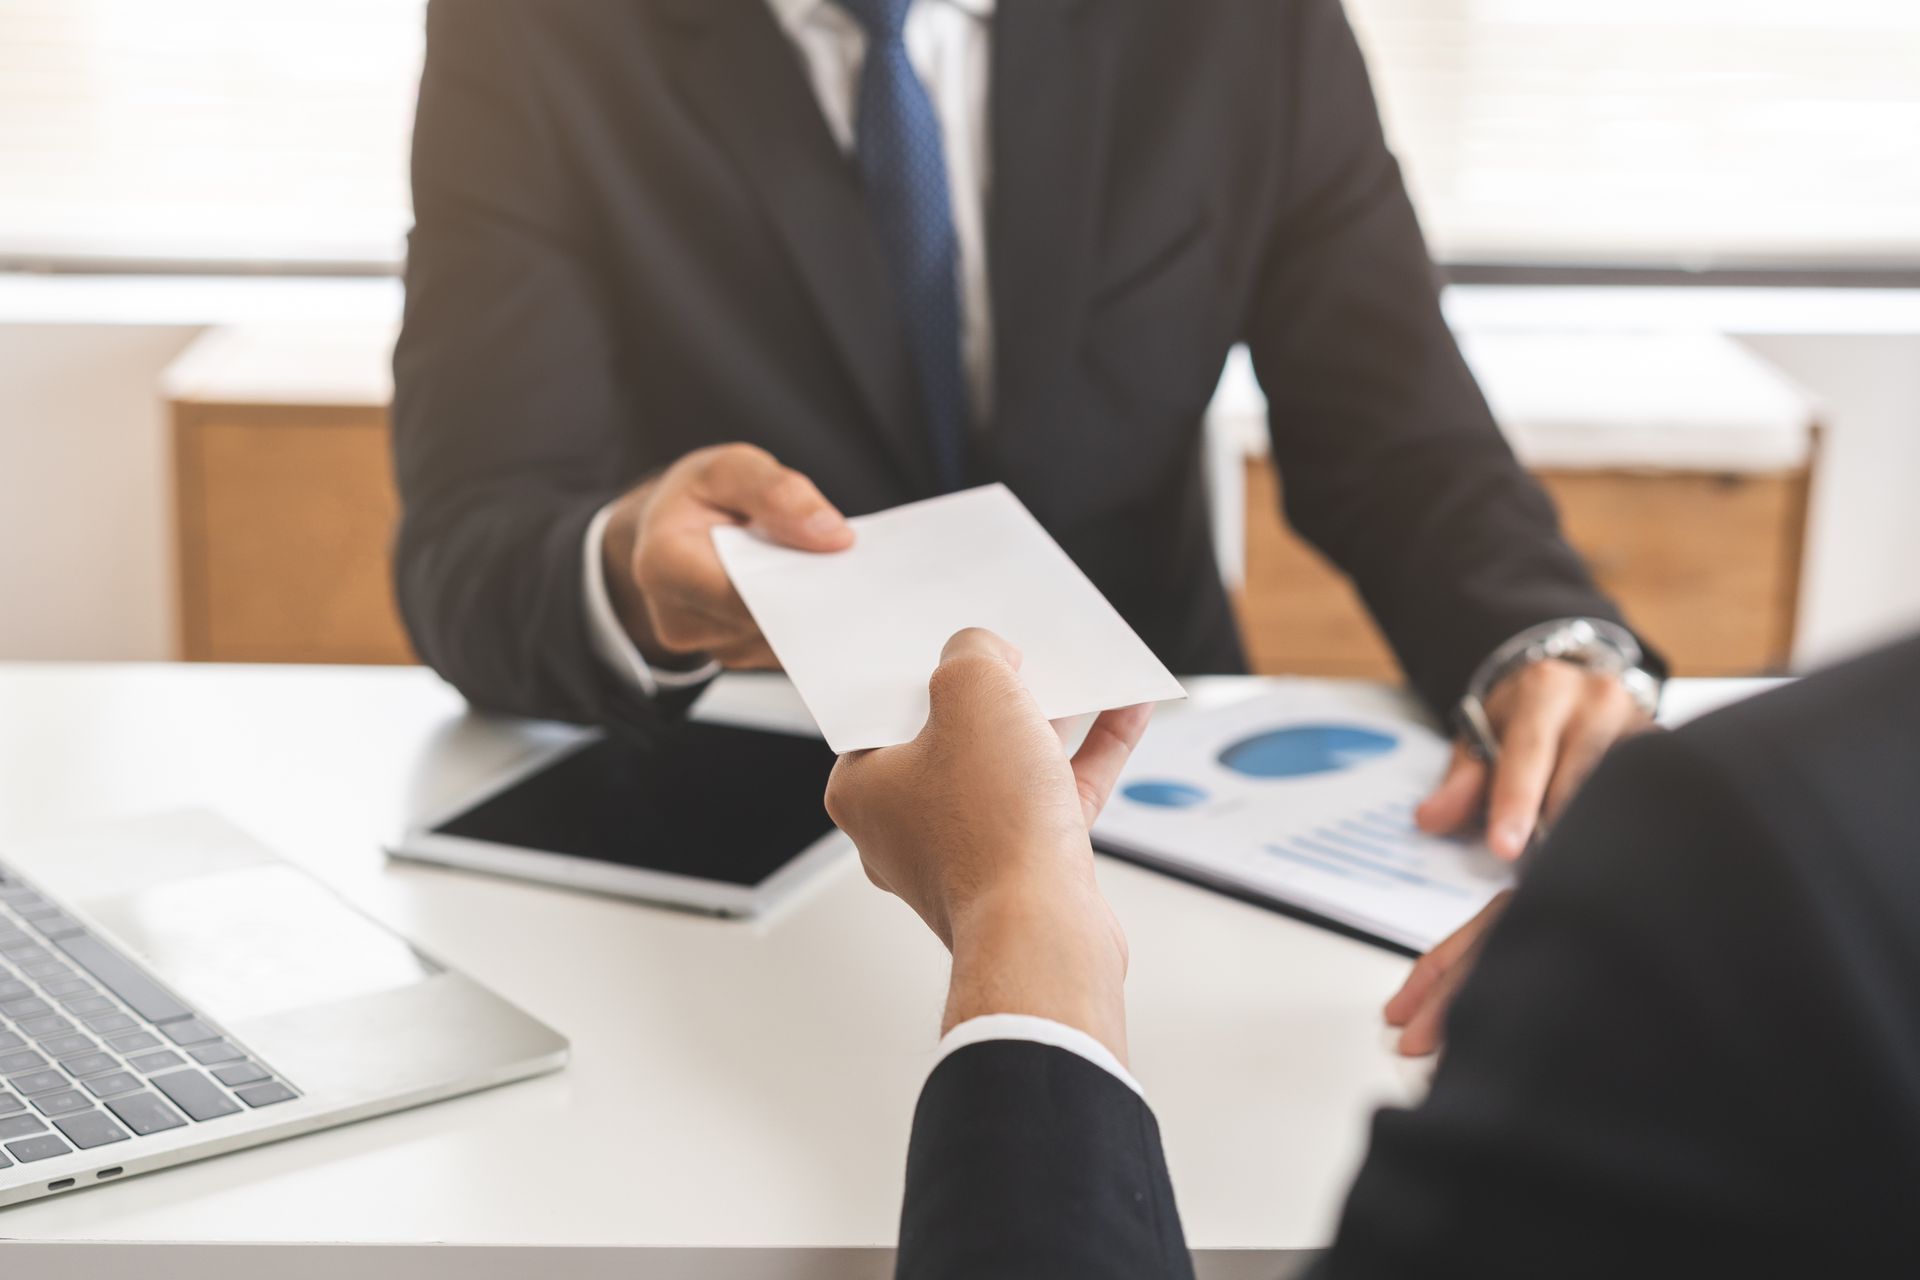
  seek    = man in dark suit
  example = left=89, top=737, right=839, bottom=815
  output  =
left=393, top=0, right=1664, bottom=879
left=825, top=629, right=1920, bottom=1277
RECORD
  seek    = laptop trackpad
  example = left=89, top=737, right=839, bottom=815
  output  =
left=82, top=864, right=437, bottom=1022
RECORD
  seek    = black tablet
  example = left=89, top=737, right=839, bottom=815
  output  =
left=391, top=722, right=844, bottom=916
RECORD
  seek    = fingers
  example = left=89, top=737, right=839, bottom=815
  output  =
left=1483, top=666, right=1581, bottom=859
left=637, top=528, right=758, bottom=654
left=688, top=445, right=853, bottom=552
left=1383, top=890, right=1510, bottom=1057
left=1394, top=956, right=1473, bottom=1057
left=1383, top=895, right=1491, bottom=1025
left=1541, top=688, right=1648, bottom=825
left=1069, top=704, right=1155, bottom=827
left=1414, top=740, right=1488, bottom=835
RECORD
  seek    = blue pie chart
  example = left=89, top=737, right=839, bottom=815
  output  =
left=1120, top=780, right=1210, bottom=808
left=1122, top=723, right=1401, bottom=808
left=1218, top=723, right=1399, bottom=778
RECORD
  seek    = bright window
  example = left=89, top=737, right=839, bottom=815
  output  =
left=0, top=0, right=1916, bottom=271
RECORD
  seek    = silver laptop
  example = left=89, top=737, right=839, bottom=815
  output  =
left=0, top=811, right=567, bottom=1207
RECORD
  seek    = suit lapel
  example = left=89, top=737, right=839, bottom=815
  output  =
left=987, top=0, right=1120, bottom=441
left=656, top=0, right=934, bottom=493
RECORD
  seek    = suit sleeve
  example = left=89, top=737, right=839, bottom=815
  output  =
left=1241, top=0, right=1647, bottom=716
left=898, top=1040, right=1194, bottom=1280
left=391, top=1, right=680, bottom=733
left=1311, top=728, right=1915, bottom=1278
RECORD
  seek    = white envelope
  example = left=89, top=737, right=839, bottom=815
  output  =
left=712, top=484, right=1186, bottom=753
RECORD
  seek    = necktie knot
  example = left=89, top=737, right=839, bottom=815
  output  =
left=834, top=0, right=912, bottom=42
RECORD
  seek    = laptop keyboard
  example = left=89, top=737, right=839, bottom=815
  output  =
left=0, top=862, right=299, bottom=1171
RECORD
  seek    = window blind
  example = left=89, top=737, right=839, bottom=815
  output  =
left=0, top=0, right=1915, bottom=270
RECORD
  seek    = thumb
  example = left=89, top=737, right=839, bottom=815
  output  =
left=1415, top=740, right=1487, bottom=835
left=924, top=628, right=1029, bottom=730
left=939, top=627, right=1023, bottom=671
left=692, top=446, right=854, bottom=552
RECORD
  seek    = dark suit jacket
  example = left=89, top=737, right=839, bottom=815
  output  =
left=898, top=634, right=1920, bottom=1278
left=393, top=0, right=1635, bottom=734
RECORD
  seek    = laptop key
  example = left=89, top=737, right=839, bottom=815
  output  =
left=0, top=996, right=51, bottom=1019
left=21, top=959, right=71, bottom=980
left=129, top=1049, right=185, bottom=1074
left=7, top=1069, right=66, bottom=1095
left=55, top=1109, right=129, bottom=1149
left=190, top=1041, right=246, bottom=1066
left=32, top=1089, right=93, bottom=1117
left=40, top=977, right=93, bottom=998
left=235, top=1081, right=297, bottom=1109
left=0, top=1112, right=45, bottom=1138
left=0, top=1049, right=47, bottom=1074
left=53, top=935, right=194, bottom=1025
left=42, top=1034, right=96, bottom=1059
left=105, top=1030, right=160, bottom=1054
left=0, top=1089, right=24, bottom=1115
left=22, top=1015, right=73, bottom=1038
left=81, top=1012, right=135, bottom=1035
left=211, top=1061, right=269, bottom=1087
left=82, top=1072, right=142, bottom=1099
left=159, top=1018, right=221, bottom=1047
left=61, top=995, right=116, bottom=1016
left=59, top=1052, right=118, bottom=1079
left=105, top=1091, right=187, bottom=1136
left=5, top=1134, right=71, bottom=1163
left=27, top=913, right=85, bottom=940
left=0, top=1030, right=23, bottom=1052
left=0, top=979, right=29, bottom=1000
left=150, top=1069, right=241, bottom=1122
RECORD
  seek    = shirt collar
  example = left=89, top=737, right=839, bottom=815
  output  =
left=769, top=0, right=996, bottom=35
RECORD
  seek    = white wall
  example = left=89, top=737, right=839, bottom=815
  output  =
left=0, top=323, right=199, bottom=659
left=0, top=278, right=1914, bottom=670
left=1736, top=334, right=1920, bottom=666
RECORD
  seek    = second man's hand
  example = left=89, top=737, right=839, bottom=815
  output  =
left=1416, top=658, right=1654, bottom=861
left=602, top=443, right=854, bottom=671
left=1392, top=658, right=1652, bottom=1058
left=826, top=629, right=1154, bottom=1064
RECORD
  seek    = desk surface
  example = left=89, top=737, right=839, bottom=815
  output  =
left=0, top=664, right=1775, bottom=1250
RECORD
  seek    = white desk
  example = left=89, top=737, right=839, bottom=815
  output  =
left=0, top=665, right=1774, bottom=1274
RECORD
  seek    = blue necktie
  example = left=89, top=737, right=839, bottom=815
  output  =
left=835, top=0, right=970, bottom=492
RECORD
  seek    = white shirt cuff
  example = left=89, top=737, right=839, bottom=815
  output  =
left=582, top=502, right=722, bottom=698
left=935, top=1013, right=1145, bottom=1099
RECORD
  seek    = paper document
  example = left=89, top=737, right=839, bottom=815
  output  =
left=712, top=484, right=1186, bottom=753
left=1093, top=682, right=1514, bottom=953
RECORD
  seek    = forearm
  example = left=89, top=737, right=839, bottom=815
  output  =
left=943, top=871, right=1131, bottom=1065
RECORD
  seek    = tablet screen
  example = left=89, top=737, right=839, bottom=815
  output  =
left=431, top=722, right=840, bottom=887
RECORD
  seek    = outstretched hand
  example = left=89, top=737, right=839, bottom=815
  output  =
left=826, top=629, right=1153, bottom=1057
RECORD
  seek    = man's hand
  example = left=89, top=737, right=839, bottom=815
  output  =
left=1416, top=659, right=1653, bottom=860
left=601, top=443, right=854, bottom=670
left=826, top=629, right=1154, bottom=1060
left=1383, top=890, right=1512, bottom=1056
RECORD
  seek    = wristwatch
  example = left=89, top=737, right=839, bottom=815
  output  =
left=1454, top=618, right=1663, bottom=761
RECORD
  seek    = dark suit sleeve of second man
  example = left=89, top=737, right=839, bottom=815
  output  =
left=898, top=1040, right=1194, bottom=1280
left=390, top=1, right=671, bottom=735
left=1242, top=0, right=1648, bottom=715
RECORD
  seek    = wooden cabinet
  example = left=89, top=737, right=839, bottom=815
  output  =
left=165, top=325, right=1814, bottom=678
left=1237, top=456, right=1815, bottom=681
left=168, top=328, right=413, bottom=664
